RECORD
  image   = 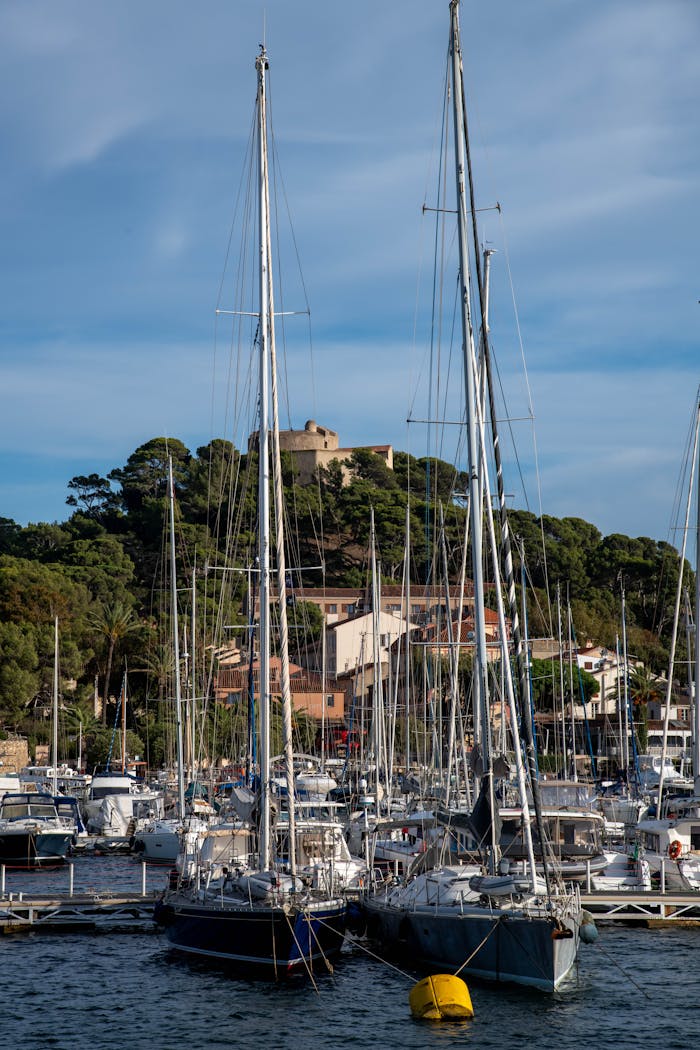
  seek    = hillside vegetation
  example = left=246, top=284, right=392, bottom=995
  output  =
left=0, top=436, right=690, bottom=767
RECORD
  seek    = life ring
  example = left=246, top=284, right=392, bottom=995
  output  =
left=668, top=840, right=682, bottom=861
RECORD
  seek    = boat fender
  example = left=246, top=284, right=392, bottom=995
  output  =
left=668, top=840, right=682, bottom=861
left=579, top=909, right=598, bottom=945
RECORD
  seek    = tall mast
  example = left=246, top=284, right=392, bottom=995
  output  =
left=121, top=673, right=127, bottom=775
left=658, top=396, right=700, bottom=813
left=693, top=395, right=700, bottom=794
left=450, top=0, right=554, bottom=889
left=52, top=616, right=59, bottom=796
left=403, top=502, right=412, bottom=772
left=449, top=0, right=489, bottom=763
left=370, top=507, right=384, bottom=815
left=168, top=456, right=185, bottom=820
left=256, top=45, right=273, bottom=870
left=620, top=579, right=630, bottom=773
left=190, top=561, right=197, bottom=781
left=265, top=66, right=298, bottom=879
left=556, top=583, right=567, bottom=774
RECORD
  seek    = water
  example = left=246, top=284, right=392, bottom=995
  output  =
left=1, top=857, right=699, bottom=1049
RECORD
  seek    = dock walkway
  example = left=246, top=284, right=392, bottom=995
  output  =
left=0, top=889, right=159, bottom=932
left=580, top=889, right=700, bottom=926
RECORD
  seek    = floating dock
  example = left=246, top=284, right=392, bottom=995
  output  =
left=0, top=858, right=159, bottom=933
left=0, top=890, right=158, bottom=933
left=580, top=890, right=700, bottom=926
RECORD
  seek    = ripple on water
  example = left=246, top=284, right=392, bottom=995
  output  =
left=1, top=867, right=700, bottom=1050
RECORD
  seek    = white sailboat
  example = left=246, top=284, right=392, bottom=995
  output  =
left=362, top=0, right=583, bottom=991
left=155, top=43, right=346, bottom=973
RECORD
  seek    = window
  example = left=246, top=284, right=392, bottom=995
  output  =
left=346, top=604, right=355, bottom=616
left=328, top=603, right=337, bottom=614
left=326, top=695, right=335, bottom=708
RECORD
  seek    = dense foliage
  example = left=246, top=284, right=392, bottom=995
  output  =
left=0, top=437, right=690, bottom=771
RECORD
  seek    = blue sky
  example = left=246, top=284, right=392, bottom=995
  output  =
left=0, top=0, right=698, bottom=544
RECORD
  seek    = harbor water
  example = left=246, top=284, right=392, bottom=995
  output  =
left=1, top=856, right=699, bottom=1049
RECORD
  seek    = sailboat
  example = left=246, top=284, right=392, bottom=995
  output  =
left=154, top=44, right=347, bottom=974
left=362, top=0, right=582, bottom=991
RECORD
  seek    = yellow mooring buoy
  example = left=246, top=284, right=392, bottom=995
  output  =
left=409, top=974, right=474, bottom=1021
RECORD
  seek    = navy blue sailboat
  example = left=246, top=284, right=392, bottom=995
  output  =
left=154, top=44, right=346, bottom=975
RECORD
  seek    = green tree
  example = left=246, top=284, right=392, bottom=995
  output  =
left=530, top=658, right=599, bottom=711
left=108, top=437, right=192, bottom=514
left=88, top=602, right=140, bottom=723
left=66, top=474, right=117, bottom=519
left=0, top=621, right=39, bottom=723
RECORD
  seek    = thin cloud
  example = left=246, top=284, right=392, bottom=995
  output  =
left=0, top=0, right=697, bottom=541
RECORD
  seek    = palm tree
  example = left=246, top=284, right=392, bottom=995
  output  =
left=89, top=602, right=139, bottom=723
left=628, top=665, right=662, bottom=708
left=140, top=645, right=176, bottom=704
left=628, top=665, right=662, bottom=755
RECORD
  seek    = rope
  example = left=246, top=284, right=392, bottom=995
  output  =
left=453, top=916, right=501, bottom=977
left=346, top=935, right=416, bottom=982
left=593, top=940, right=651, bottom=999
left=305, top=911, right=335, bottom=976
left=488, top=916, right=552, bottom=986
left=315, top=916, right=415, bottom=982
left=271, top=903, right=278, bottom=981
left=284, top=910, right=320, bottom=993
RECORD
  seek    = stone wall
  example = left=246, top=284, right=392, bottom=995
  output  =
left=0, top=736, right=29, bottom=773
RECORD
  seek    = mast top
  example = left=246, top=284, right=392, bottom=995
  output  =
left=256, top=44, right=269, bottom=73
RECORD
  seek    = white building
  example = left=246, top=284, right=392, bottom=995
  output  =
left=325, top=610, right=416, bottom=677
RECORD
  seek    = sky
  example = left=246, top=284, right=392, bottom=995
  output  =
left=0, top=0, right=698, bottom=545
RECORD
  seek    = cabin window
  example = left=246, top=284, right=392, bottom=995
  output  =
left=691, top=826, right=700, bottom=850
left=562, top=823, right=575, bottom=846
left=92, top=785, right=130, bottom=798
left=2, top=804, right=30, bottom=819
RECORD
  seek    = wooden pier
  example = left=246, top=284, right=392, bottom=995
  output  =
left=580, top=890, right=700, bottom=926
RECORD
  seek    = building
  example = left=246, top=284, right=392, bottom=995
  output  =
left=573, top=645, right=642, bottom=720
left=249, top=419, right=393, bottom=484
left=214, top=656, right=345, bottom=722
left=322, top=610, right=416, bottom=678
left=282, top=582, right=475, bottom=626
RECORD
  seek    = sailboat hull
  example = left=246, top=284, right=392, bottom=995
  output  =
left=363, top=896, right=578, bottom=992
left=155, top=895, right=347, bottom=975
